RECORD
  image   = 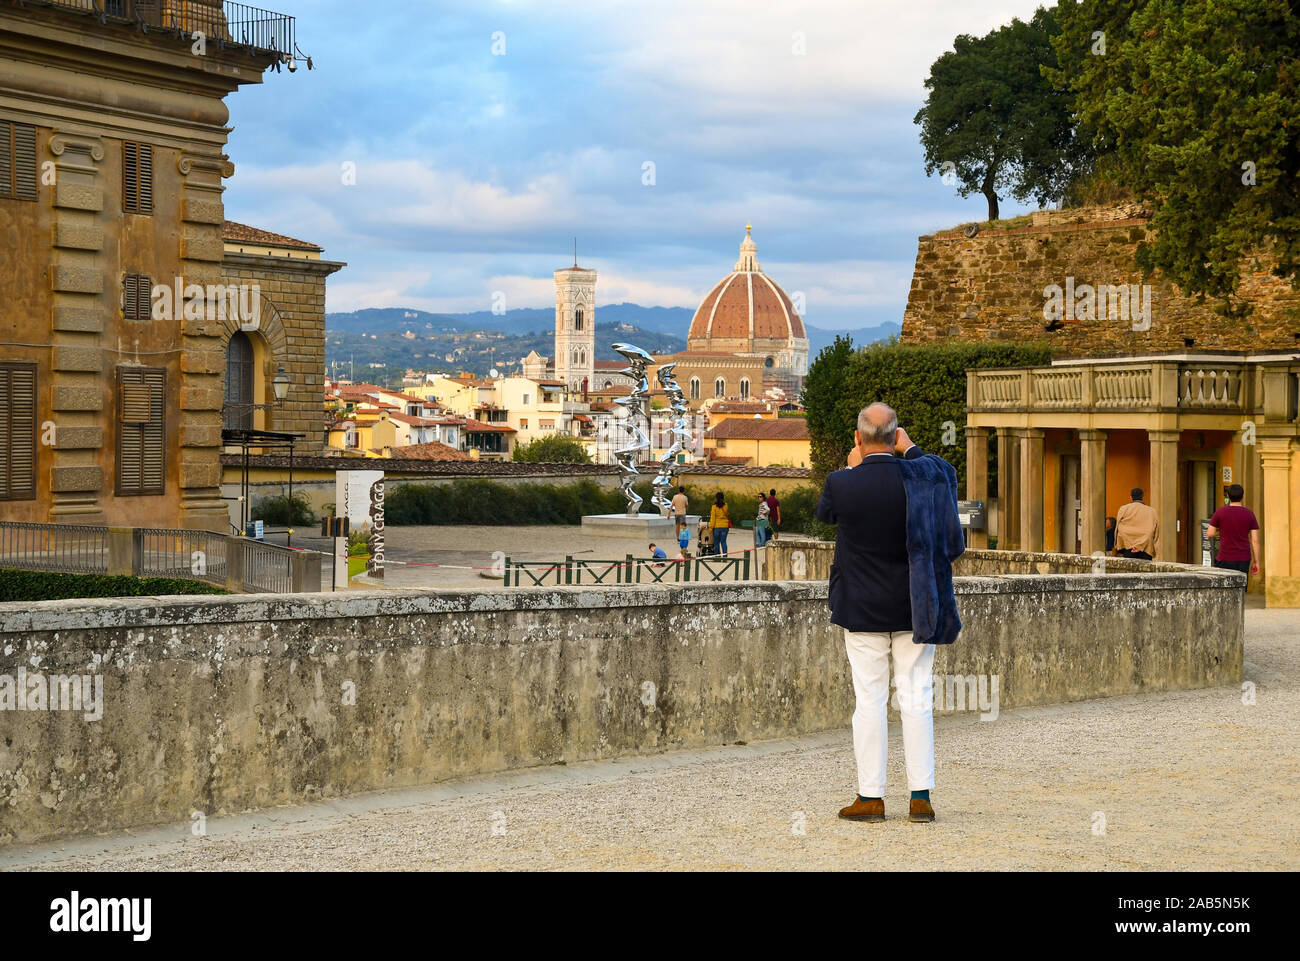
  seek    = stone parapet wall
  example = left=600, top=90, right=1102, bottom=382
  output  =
left=0, top=567, right=1243, bottom=845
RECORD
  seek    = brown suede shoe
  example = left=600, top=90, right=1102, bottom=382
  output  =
left=908, top=798, right=935, bottom=822
left=838, top=797, right=885, bottom=822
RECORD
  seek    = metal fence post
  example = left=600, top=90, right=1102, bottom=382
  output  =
left=743, top=551, right=750, bottom=581
left=225, top=534, right=245, bottom=593
left=565, top=555, right=573, bottom=585
left=292, top=550, right=321, bottom=593
left=107, top=528, right=134, bottom=577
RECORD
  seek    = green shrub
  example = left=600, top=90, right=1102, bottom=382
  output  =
left=511, top=434, right=592, bottom=463
left=0, top=569, right=227, bottom=602
left=802, top=336, right=1053, bottom=496
left=252, top=491, right=315, bottom=525
left=380, top=478, right=839, bottom=529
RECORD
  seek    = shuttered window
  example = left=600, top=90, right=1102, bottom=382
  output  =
left=0, top=120, right=38, bottom=202
left=123, top=273, right=152, bottom=320
left=117, top=366, right=165, bottom=496
left=0, top=363, right=37, bottom=500
left=122, top=141, right=153, bottom=214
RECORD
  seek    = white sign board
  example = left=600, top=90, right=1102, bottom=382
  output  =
left=335, top=470, right=385, bottom=528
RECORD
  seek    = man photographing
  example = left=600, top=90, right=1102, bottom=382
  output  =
left=815, top=404, right=964, bottom=824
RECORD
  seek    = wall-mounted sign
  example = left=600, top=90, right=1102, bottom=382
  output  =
left=1222, top=467, right=1232, bottom=483
left=957, top=500, right=986, bottom=530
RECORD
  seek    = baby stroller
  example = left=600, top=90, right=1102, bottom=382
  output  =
left=697, top=519, right=717, bottom=557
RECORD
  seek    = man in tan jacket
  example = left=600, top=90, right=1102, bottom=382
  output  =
left=1114, top=487, right=1159, bottom=560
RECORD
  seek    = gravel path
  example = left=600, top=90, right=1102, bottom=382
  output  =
left=4, top=607, right=1294, bottom=872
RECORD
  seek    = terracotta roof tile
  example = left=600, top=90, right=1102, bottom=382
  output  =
left=369, top=442, right=474, bottom=461
left=223, top=220, right=321, bottom=251
left=706, top=418, right=809, bottom=440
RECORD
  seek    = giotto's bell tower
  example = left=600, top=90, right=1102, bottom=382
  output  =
left=554, top=256, right=596, bottom=394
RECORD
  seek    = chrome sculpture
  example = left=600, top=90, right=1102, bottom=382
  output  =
left=651, top=361, right=691, bottom=517
left=611, top=343, right=654, bottom=516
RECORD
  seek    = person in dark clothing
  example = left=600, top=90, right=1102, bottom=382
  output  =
left=765, top=489, right=781, bottom=540
left=1105, top=516, right=1117, bottom=554
left=1207, top=483, right=1260, bottom=577
left=815, top=402, right=960, bottom=825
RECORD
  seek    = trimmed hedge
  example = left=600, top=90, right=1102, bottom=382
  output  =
left=0, top=569, right=227, bottom=602
left=803, top=336, right=1054, bottom=495
left=382, top=478, right=827, bottom=532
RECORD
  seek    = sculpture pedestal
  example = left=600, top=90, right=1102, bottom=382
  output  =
left=581, top=513, right=701, bottom=539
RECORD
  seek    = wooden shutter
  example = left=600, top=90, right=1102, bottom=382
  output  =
left=13, top=123, right=36, bottom=200
left=0, top=363, right=37, bottom=500
left=123, top=141, right=153, bottom=214
left=123, top=273, right=152, bottom=320
left=123, top=141, right=137, bottom=211
left=117, top=366, right=165, bottom=496
left=0, top=120, right=38, bottom=202
left=0, top=122, right=10, bottom=198
left=137, top=144, right=153, bottom=212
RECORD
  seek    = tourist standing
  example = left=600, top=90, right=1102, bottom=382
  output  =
left=755, top=494, right=773, bottom=548
left=1207, top=484, right=1260, bottom=578
left=671, top=486, right=689, bottom=535
left=815, top=403, right=964, bottom=825
left=710, top=492, right=731, bottom=557
left=766, top=489, right=782, bottom=540
left=1114, top=488, right=1159, bottom=560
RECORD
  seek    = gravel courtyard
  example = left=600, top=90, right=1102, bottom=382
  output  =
left=3, top=604, right=1293, bottom=872
left=285, top=523, right=766, bottom=590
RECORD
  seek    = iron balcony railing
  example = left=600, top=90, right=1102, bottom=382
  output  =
left=0, top=521, right=109, bottom=574
left=38, top=0, right=296, bottom=58
left=133, top=527, right=229, bottom=586
left=0, top=521, right=315, bottom=593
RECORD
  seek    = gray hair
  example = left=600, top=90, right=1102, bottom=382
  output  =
left=857, top=403, right=898, bottom=446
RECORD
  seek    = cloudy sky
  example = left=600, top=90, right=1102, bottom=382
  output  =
left=224, top=0, right=1050, bottom=331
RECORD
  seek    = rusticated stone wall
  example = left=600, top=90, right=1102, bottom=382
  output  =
left=221, top=253, right=340, bottom=451
left=901, top=204, right=1300, bottom=354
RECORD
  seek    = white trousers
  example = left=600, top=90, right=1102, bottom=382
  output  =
left=843, top=628, right=936, bottom=797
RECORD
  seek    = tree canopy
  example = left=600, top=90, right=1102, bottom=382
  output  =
left=511, top=433, right=592, bottom=463
left=915, top=7, right=1086, bottom=221
left=1049, top=0, right=1300, bottom=307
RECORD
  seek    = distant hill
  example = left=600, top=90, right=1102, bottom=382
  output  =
left=325, top=304, right=900, bottom=362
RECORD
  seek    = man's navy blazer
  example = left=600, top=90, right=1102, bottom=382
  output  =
left=815, top=445, right=965, bottom=643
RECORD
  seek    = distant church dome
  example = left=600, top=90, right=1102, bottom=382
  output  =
left=687, top=226, right=809, bottom=375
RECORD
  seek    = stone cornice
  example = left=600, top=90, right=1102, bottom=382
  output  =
left=222, top=252, right=347, bottom=276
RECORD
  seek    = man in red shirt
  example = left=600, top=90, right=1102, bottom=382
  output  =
left=1207, top=484, right=1260, bottom=577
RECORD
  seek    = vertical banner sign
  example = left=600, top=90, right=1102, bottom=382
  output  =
left=333, top=471, right=351, bottom=589
left=367, top=480, right=385, bottom=578
left=334, top=469, right=384, bottom=585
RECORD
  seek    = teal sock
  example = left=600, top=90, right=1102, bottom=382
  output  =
left=858, top=796, right=881, bottom=803
left=911, top=789, right=930, bottom=801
